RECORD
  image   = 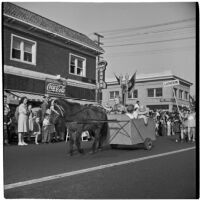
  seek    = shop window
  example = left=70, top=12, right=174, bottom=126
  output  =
left=69, top=54, right=86, bottom=77
left=109, top=91, right=119, bottom=100
left=128, top=89, right=138, bottom=99
left=11, top=34, right=36, bottom=65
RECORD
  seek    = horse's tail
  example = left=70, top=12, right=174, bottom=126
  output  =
left=100, top=114, right=109, bottom=144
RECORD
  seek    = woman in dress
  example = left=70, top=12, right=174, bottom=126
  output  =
left=18, top=97, right=28, bottom=146
left=28, top=104, right=35, bottom=142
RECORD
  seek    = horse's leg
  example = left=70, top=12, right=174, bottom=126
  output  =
left=92, top=128, right=101, bottom=153
left=68, top=129, right=74, bottom=156
left=75, top=130, right=84, bottom=154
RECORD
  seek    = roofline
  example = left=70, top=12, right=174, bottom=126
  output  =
left=4, top=13, right=104, bottom=54
left=106, top=74, right=193, bottom=86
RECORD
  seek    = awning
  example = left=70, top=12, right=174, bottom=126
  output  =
left=9, top=91, right=44, bottom=102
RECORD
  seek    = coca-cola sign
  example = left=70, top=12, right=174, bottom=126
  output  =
left=45, top=79, right=66, bottom=96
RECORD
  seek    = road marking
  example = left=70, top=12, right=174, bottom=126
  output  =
left=4, top=147, right=195, bottom=190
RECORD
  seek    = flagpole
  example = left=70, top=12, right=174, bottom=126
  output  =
left=172, top=86, right=183, bottom=121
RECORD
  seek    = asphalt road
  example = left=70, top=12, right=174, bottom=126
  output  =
left=3, top=136, right=197, bottom=199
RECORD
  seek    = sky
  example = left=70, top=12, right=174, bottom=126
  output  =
left=13, top=2, right=196, bottom=95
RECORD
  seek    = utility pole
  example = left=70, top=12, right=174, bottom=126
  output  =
left=94, top=32, right=104, bottom=104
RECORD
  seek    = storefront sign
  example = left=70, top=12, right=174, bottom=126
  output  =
left=97, top=60, right=107, bottom=89
left=160, top=98, right=175, bottom=102
left=163, top=79, right=179, bottom=87
left=45, top=79, right=66, bottom=97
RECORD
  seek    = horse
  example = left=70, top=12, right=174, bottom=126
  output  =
left=50, top=99, right=108, bottom=156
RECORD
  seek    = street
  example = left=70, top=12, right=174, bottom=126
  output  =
left=3, top=136, right=196, bottom=199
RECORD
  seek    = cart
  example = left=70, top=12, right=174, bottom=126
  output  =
left=107, top=114, right=156, bottom=150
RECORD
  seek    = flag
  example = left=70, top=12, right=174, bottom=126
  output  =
left=189, top=94, right=195, bottom=109
left=114, top=73, right=121, bottom=85
left=128, top=72, right=136, bottom=93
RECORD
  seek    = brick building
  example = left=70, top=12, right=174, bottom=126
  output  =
left=102, top=71, right=192, bottom=112
left=3, top=2, right=104, bottom=108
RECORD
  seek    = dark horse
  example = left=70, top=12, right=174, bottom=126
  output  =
left=51, top=99, right=108, bottom=156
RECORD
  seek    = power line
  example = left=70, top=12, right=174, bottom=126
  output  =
left=104, top=45, right=195, bottom=57
left=103, top=36, right=195, bottom=48
left=103, top=31, right=194, bottom=46
left=98, top=18, right=195, bottom=35
left=102, top=25, right=195, bottom=41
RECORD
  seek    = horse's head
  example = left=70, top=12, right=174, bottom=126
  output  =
left=50, top=99, right=65, bottom=124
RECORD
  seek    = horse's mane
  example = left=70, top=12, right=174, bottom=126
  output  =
left=55, top=98, right=81, bottom=107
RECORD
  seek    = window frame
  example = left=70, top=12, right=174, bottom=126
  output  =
left=173, top=88, right=177, bottom=97
left=184, top=91, right=188, bottom=100
left=179, top=89, right=183, bottom=99
left=69, top=53, right=86, bottom=77
left=147, top=87, right=163, bottom=98
left=109, top=91, right=120, bottom=100
left=128, top=89, right=138, bottom=99
left=10, top=34, right=37, bottom=65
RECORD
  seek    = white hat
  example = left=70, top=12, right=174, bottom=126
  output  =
left=45, top=109, right=51, bottom=115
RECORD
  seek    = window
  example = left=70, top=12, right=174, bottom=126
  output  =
left=109, top=91, right=119, bottom=100
left=184, top=91, right=188, bottom=100
left=179, top=90, right=183, bottom=99
left=11, top=34, right=36, bottom=65
left=155, top=88, right=162, bottom=97
left=128, top=89, right=138, bottom=99
left=69, top=54, right=86, bottom=76
left=147, top=88, right=162, bottom=97
left=173, top=88, right=177, bottom=97
left=147, top=88, right=154, bottom=97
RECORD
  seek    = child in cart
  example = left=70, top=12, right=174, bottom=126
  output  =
left=33, top=117, right=41, bottom=144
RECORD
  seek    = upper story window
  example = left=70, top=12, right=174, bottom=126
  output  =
left=179, top=90, right=183, bottom=99
left=128, top=89, right=138, bottom=99
left=11, top=34, right=36, bottom=65
left=147, top=88, right=162, bottom=97
left=109, top=91, right=119, bottom=100
left=156, top=88, right=162, bottom=97
left=173, top=88, right=177, bottom=97
left=184, top=91, right=188, bottom=100
left=69, top=54, right=86, bottom=77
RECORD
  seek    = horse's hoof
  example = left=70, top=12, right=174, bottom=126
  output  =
left=98, top=148, right=103, bottom=151
left=79, top=149, right=85, bottom=155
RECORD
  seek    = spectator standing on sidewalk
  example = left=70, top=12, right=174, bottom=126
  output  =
left=42, top=112, right=51, bottom=143
left=18, top=97, right=28, bottom=146
left=187, top=110, right=196, bottom=142
left=33, top=117, right=41, bottom=144
left=167, top=118, right=171, bottom=136
left=27, top=104, right=35, bottom=142
left=4, top=95, right=11, bottom=145
left=41, top=94, right=50, bottom=122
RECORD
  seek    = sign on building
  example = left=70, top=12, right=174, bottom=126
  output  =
left=97, top=60, right=107, bottom=89
left=163, top=79, right=179, bottom=87
left=45, top=78, right=66, bottom=97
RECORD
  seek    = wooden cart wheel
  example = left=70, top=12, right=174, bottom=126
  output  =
left=144, top=138, right=153, bottom=150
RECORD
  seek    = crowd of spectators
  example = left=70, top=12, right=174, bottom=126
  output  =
left=3, top=94, right=65, bottom=146
left=4, top=94, right=196, bottom=146
left=152, top=108, right=196, bottom=143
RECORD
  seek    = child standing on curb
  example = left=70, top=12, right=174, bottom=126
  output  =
left=42, top=113, right=51, bottom=143
left=33, top=117, right=41, bottom=144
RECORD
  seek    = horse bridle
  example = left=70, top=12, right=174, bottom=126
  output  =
left=51, top=100, right=65, bottom=118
